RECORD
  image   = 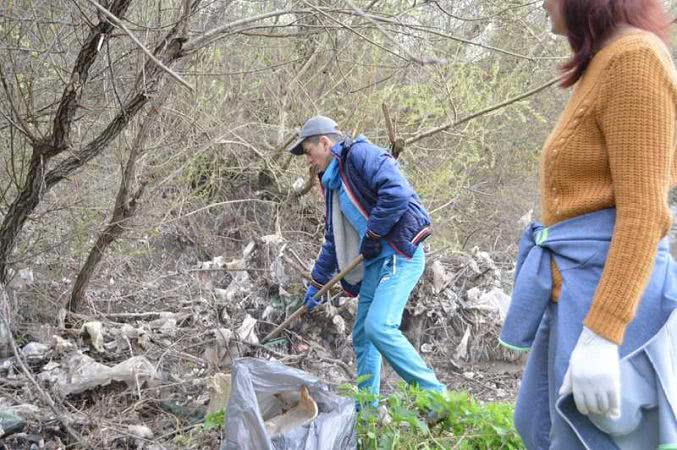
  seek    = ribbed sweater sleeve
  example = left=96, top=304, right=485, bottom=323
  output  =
left=584, top=45, right=676, bottom=344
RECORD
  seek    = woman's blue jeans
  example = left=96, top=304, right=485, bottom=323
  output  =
left=352, top=247, right=445, bottom=396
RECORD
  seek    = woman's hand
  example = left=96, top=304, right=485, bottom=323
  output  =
left=559, top=326, right=621, bottom=419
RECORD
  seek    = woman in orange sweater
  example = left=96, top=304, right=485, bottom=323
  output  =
left=499, top=0, right=676, bottom=449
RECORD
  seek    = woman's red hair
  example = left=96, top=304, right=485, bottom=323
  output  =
left=559, top=0, right=673, bottom=87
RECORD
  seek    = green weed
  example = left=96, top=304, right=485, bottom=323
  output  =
left=203, top=409, right=225, bottom=431
left=340, top=381, right=524, bottom=450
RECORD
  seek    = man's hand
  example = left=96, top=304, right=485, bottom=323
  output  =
left=360, top=230, right=382, bottom=260
left=559, top=326, right=621, bottom=419
left=303, top=285, right=322, bottom=311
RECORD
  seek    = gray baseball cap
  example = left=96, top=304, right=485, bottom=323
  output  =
left=288, top=115, right=339, bottom=155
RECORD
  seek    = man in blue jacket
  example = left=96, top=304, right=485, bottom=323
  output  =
left=289, top=115, right=445, bottom=398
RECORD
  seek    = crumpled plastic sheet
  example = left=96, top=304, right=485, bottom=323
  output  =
left=49, top=352, right=156, bottom=396
left=222, top=358, right=357, bottom=450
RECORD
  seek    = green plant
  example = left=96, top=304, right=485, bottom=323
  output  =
left=202, top=409, right=225, bottom=431
left=339, top=382, right=524, bottom=450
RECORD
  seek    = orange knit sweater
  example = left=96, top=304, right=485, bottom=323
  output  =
left=540, top=30, right=677, bottom=345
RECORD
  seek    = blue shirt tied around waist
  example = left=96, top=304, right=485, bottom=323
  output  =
left=500, top=208, right=677, bottom=449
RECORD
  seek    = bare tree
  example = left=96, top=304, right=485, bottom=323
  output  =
left=0, top=0, right=563, bottom=312
left=0, top=0, right=201, bottom=283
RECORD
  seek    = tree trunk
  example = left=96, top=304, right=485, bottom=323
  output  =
left=67, top=221, right=122, bottom=313
left=0, top=150, right=49, bottom=284
left=0, top=284, right=15, bottom=358
left=67, top=49, right=187, bottom=312
left=66, top=100, right=163, bottom=313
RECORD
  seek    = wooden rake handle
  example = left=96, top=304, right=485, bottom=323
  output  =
left=262, top=254, right=364, bottom=343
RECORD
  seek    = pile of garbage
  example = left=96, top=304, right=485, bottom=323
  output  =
left=194, top=236, right=520, bottom=373
left=0, top=235, right=519, bottom=448
left=413, top=247, right=519, bottom=364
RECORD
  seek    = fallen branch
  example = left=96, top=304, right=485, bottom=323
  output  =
left=249, top=342, right=304, bottom=363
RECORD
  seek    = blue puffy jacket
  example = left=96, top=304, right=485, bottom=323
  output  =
left=311, top=135, right=432, bottom=296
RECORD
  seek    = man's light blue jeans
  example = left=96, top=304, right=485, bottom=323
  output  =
left=352, top=247, right=445, bottom=396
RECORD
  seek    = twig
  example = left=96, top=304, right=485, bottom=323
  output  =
left=155, top=423, right=201, bottom=441
left=82, top=0, right=194, bottom=92
left=80, top=311, right=169, bottom=319
left=151, top=334, right=209, bottom=367
left=311, top=349, right=353, bottom=378
left=381, top=103, right=405, bottom=158
left=160, top=198, right=280, bottom=225
left=184, top=9, right=314, bottom=52
left=287, top=248, right=310, bottom=273
left=432, top=0, right=541, bottom=22
left=0, top=65, right=36, bottom=141
left=429, top=198, right=456, bottom=215
left=406, top=76, right=561, bottom=145
left=354, top=11, right=538, bottom=61
left=187, top=267, right=271, bottom=273
left=0, top=311, right=87, bottom=447
left=282, top=255, right=312, bottom=281
left=300, top=1, right=410, bottom=63
left=247, top=341, right=306, bottom=366
left=382, top=103, right=396, bottom=145
left=0, top=109, right=33, bottom=140
left=344, top=0, right=445, bottom=65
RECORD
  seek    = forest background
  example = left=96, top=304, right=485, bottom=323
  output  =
left=0, top=1, right=675, bottom=448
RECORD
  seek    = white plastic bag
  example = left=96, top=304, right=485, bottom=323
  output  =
left=222, top=358, right=356, bottom=450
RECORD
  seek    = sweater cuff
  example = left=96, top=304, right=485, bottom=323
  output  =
left=583, top=306, right=628, bottom=345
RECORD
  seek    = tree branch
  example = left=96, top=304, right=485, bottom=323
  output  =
left=432, top=0, right=541, bottom=22
left=83, top=0, right=194, bottom=92
left=301, top=1, right=411, bottom=63
left=183, top=8, right=314, bottom=52
left=406, top=76, right=561, bottom=145
left=0, top=109, right=33, bottom=141
left=182, top=6, right=540, bottom=62
left=343, top=0, right=446, bottom=65
left=351, top=11, right=537, bottom=61
left=0, top=65, right=36, bottom=141
left=45, top=0, right=201, bottom=189
left=45, top=92, right=148, bottom=189
left=50, top=0, right=133, bottom=155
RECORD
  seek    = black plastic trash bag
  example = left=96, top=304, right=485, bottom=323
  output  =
left=221, top=358, right=357, bottom=450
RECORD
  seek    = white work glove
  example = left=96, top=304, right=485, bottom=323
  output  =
left=559, top=326, right=621, bottom=419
